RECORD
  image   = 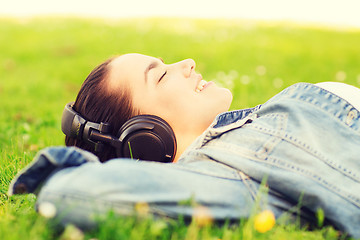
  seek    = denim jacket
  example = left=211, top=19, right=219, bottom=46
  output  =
left=9, top=83, right=360, bottom=238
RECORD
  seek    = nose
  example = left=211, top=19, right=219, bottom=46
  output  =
left=179, top=59, right=196, bottom=78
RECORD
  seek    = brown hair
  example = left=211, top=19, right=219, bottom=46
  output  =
left=65, top=57, right=138, bottom=162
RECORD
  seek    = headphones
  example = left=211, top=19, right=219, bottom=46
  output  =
left=61, top=102, right=177, bottom=163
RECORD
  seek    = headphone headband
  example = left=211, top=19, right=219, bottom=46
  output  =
left=61, top=102, right=86, bottom=139
left=61, top=102, right=176, bottom=162
left=62, top=102, right=122, bottom=152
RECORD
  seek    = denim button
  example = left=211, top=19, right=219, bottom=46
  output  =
left=346, top=109, right=357, bottom=125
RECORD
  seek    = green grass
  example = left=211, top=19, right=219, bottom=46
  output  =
left=1, top=17, right=360, bottom=239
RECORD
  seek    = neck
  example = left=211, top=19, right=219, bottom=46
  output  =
left=172, top=127, right=205, bottom=163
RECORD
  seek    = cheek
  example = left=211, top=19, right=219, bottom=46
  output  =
left=160, top=82, right=193, bottom=100
left=160, top=90, right=191, bottom=109
left=137, top=89, right=188, bottom=116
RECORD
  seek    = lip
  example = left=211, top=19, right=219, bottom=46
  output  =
left=202, top=81, right=214, bottom=91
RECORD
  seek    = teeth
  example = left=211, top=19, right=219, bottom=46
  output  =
left=195, top=80, right=207, bottom=92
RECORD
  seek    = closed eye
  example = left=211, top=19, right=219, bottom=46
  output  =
left=158, top=71, right=167, bottom=83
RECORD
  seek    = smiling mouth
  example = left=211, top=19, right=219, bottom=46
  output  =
left=195, top=80, right=208, bottom=93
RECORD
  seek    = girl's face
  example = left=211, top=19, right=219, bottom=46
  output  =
left=108, top=53, right=232, bottom=132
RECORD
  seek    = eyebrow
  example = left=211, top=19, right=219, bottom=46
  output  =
left=144, top=58, right=164, bottom=83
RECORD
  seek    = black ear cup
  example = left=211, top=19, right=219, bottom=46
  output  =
left=62, top=102, right=177, bottom=163
left=116, top=115, right=177, bottom=163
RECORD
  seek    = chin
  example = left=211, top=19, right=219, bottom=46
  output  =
left=209, top=92, right=232, bottom=118
left=220, top=88, right=233, bottom=112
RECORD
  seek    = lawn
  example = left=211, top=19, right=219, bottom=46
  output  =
left=0, top=17, right=359, bottom=239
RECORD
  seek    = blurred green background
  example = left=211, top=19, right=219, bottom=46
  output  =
left=0, top=17, right=359, bottom=239
left=1, top=17, right=359, bottom=152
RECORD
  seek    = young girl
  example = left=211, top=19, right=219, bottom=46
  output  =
left=9, top=54, right=360, bottom=238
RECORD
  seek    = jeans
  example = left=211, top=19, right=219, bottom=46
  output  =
left=9, top=83, right=360, bottom=238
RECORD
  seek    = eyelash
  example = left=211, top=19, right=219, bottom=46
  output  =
left=158, top=71, right=167, bottom=83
